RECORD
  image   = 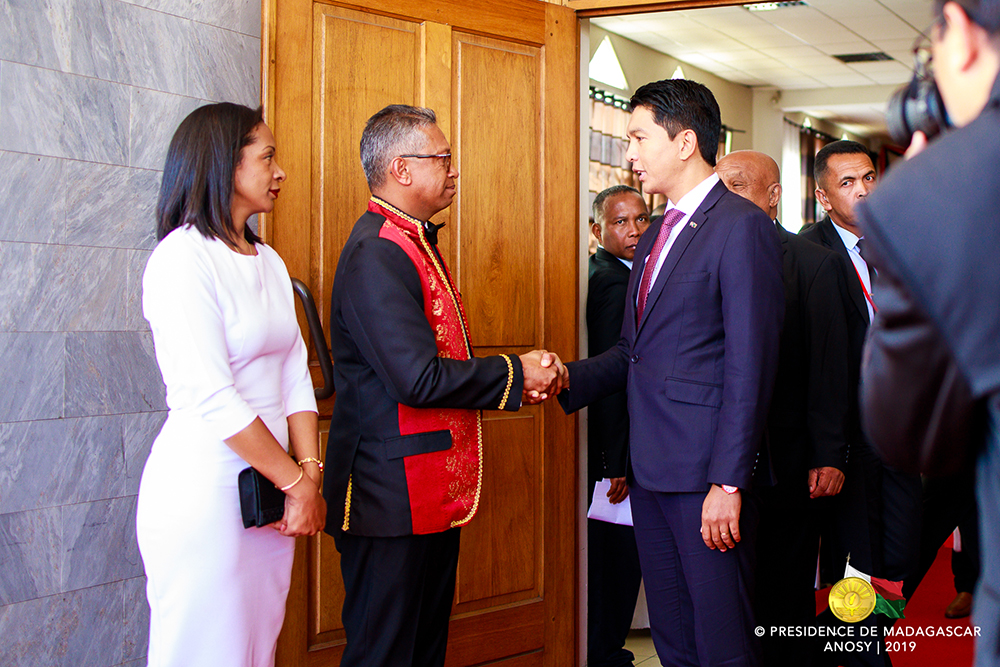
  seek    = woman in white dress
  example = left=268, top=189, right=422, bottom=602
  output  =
left=137, top=103, right=327, bottom=667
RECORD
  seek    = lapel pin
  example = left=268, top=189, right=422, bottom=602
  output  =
left=689, top=221, right=698, bottom=229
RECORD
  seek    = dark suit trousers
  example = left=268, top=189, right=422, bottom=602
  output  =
left=630, top=483, right=761, bottom=667
left=817, top=446, right=922, bottom=667
left=588, top=480, right=642, bottom=667
left=902, top=467, right=979, bottom=600
left=335, top=528, right=461, bottom=667
left=755, top=480, right=828, bottom=667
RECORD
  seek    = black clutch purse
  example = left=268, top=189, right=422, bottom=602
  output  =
left=238, top=467, right=286, bottom=528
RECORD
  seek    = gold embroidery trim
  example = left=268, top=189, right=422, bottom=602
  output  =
left=341, top=474, right=352, bottom=531
left=497, top=354, right=514, bottom=411
left=371, top=197, right=472, bottom=356
left=451, top=411, right=484, bottom=528
left=370, top=197, right=483, bottom=530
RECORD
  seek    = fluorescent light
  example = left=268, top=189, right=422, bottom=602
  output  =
left=589, top=36, right=628, bottom=91
left=744, top=1, right=807, bottom=11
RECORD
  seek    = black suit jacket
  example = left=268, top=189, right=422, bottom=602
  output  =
left=798, top=217, right=870, bottom=448
left=587, top=247, right=631, bottom=481
left=324, top=210, right=523, bottom=537
left=769, top=221, right=851, bottom=485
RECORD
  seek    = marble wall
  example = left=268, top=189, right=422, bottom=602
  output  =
left=0, top=1, right=261, bottom=665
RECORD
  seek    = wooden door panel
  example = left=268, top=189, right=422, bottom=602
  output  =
left=445, top=603, right=544, bottom=667
left=314, top=4, right=421, bottom=326
left=456, top=410, right=539, bottom=606
left=268, top=1, right=578, bottom=665
left=453, top=33, right=541, bottom=348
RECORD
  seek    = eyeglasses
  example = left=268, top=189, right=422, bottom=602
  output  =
left=398, top=152, right=452, bottom=170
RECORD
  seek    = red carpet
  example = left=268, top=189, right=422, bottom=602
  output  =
left=816, top=539, right=976, bottom=666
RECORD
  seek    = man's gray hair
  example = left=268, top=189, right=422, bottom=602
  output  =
left=361, top=105, right=437, bottom=190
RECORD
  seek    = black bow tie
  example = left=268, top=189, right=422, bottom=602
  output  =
left=423, top=220, right=445, bottom=245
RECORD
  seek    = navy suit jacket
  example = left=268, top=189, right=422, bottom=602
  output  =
left=561, top=180, right=784, bottom=493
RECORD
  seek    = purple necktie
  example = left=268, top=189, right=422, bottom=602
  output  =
left=636, top=208, right=686, bottom=324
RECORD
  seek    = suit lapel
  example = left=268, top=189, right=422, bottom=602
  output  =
left=595, top=247, right=631, bottom=280
left=820, top=218, right=870, bottom=325
left=635, top=181, right=723, bottom=338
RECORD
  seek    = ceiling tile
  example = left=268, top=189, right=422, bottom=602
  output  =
left=847, top=60, right=912, bottom=75
left=838, top=14, right=919, bottom=41
left=815, top=41, right=880, bottom=55
left=871, top=37, right=918, bottom=51
left=760, top=45, right=829, bottom=59
left=866, top=71, right=914, bottom=85
left=812, top=73, right=878, bottom=87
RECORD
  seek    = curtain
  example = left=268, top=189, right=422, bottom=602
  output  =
left=588, top=88, right=666, bottom=228
left=780, top=119, right=803, bottom=232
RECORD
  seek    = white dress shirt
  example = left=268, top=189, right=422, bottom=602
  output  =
left=638, top=173, right=720, bottom=307
left=833, top=222, right=875, bottom=322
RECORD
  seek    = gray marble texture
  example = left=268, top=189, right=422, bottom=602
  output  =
left=0, top=62, right=130, bottom=165
left=122, top=575, right=149, bottom=662
left=128, top=88, right=204, bottom=170
left=0, top=151, right=65, bottom=244
left=0, top=0, right=74, bottom=72
left=126, top=249, right=153, bottom=332
left=0, top=416, right=125, bottom=515
left=123, top=410, right=165, bottom=495
left=0, top=242, right=128, bottom=332
left=0, top=0, right=266, bottom=661
left=64, top=161, right=159, bottom=249
left=64, top=332, right=165, bottom=417
left=0, top=508, right=62, bottom=606
left=0, top=580, right=124, bottom=667
left=188, top=21, right=260, bottom=105
left=88, top=0, right=190, bottom=95
left=119, top=0, right=261, bottom=38
left=61, top=496, right=141, bottom=590
left=0, top=333, right=65, bottom=422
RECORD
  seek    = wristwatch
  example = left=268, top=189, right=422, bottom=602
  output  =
left=721, top=484, right=738, bottom=494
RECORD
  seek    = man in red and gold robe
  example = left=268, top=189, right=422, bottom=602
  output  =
left=325, top=104, right=562, bottom=667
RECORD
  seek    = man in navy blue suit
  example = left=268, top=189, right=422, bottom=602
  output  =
left=559, top=80, right=784, bottom=666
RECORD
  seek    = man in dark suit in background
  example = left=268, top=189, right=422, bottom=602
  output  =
left=859, top=2, right=1000, bottom=663
left=716, top=150, right=850, bottom=667
left=586, top=185, right=649, bottom=667
left=560, top=79, right=784, bottom=667
left=325, top=104, right=562, bottom=667
left=800, top=140, right=921, bottom=666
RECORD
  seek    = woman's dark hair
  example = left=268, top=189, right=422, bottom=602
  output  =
left=156, top=103, right=264, bottom=243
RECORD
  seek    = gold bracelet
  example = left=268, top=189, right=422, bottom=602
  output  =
left=297, top=457, right=324, bottom=472
left=279, top=469, right=304, bottom=492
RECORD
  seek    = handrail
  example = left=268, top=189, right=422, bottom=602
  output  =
left=291, top=278, right=335, bottom=400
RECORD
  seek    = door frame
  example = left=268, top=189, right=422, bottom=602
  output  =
left=260, top=2, right=758, bottom=665
left=571, top=2, right=749, bottom=664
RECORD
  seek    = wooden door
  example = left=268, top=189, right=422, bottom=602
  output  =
left=262, top=0, right=579, bottom=665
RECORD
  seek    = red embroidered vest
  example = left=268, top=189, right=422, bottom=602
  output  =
left=370, top=197, right=483, bottom=534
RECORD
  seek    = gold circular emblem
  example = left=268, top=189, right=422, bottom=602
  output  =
left=828, top=577, right=877, bottom=623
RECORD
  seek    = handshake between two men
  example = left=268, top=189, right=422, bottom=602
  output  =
left=518, top=350, right=570, bottom=406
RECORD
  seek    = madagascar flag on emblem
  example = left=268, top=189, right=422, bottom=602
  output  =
left=844, top=562, right=907, bottom=619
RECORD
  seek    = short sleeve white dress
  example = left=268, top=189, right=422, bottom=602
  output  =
left=136, top=225, right=317, bottom=667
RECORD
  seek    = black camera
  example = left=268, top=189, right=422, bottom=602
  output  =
left=886, top=56, right=951, bottom=146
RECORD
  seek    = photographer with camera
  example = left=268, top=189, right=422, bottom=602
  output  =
left=859, top=2, right=1000, bottom=665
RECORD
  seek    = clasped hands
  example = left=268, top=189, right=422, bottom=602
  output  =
left=518, top=350, right=570, bottom=405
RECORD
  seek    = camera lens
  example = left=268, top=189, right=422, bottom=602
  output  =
left=886, top=75, right=950, bottom=146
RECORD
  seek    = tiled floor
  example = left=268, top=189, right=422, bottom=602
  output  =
left=624, top=629, right=660, bottom=665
